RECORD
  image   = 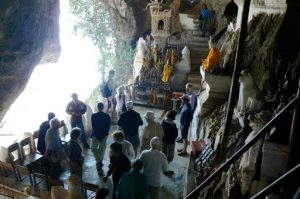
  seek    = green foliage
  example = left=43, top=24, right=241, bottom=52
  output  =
left=69, top=0, right=134, bottom=84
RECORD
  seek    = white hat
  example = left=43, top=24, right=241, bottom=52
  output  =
left=126, top=101, right=133, bottom=109
left=150, top=137, right=160, bottom=147
left=144, top=111, right=155, bottom=120
left=180, top=94, right=190, bottom=101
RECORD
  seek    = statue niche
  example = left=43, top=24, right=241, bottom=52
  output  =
left=158, top=20, right=164, bottom=30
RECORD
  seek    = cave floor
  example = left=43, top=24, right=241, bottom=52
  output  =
left=0, top=106, right=195, bottom=199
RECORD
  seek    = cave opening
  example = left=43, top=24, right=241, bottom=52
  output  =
left=0, top=0, right=100, bottom=142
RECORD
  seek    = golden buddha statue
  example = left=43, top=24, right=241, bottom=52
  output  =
left=162, top=60, right=173, bottom=83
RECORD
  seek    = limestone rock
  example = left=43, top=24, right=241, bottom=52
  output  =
left=0, top=0, right=60, bottom=120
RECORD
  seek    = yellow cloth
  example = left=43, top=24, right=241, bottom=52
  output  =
left=203, top=47, right=221, bottom=72
left=171, top=50, right=176, bottom=66
left=162, top=63, right=173, bottom=83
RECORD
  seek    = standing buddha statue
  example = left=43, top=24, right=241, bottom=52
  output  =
left=162, top=59, right=173, bottom=83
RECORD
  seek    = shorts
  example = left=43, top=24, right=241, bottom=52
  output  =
left=125, top=135, right=140, bottom=149
left=181, top=127, right=190, bottom=139
left=106, top=97, right=117, bottom=109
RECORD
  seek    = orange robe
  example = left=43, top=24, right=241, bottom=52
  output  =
left=202, top=47, right=221, bottom=72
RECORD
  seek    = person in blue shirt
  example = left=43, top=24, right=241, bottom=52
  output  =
left=68, top=127, right=84, bottom=178
left=177, top=95, right=193, bottom=156
left=91, top=102, right=111, bottom=174
left=116, top=159, right=147, bottom=199
left=199, top=3, right=210, bottom=37
left=45, top=118, right=65, bottom=178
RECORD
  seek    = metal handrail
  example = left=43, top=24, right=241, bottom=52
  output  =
left=250, top=164, right=300, bottom=199
left=185, top=97, right=297, bottom=199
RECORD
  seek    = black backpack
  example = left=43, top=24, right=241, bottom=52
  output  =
left=100, top=80, right=112, bottom=98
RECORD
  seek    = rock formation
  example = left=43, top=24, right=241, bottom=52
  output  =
left=0, top=0, right=61, bottom=120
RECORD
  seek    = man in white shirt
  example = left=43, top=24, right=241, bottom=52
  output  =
left=112, top=131, right=135, bottom=160
left=140, top=137, right=169, bottom=199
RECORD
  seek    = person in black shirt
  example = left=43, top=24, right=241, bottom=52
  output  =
left=103, top=142, right=131, bottom=199
left=91, top=102, right=111, bottom=173
left=117, top=101, right=143, bottom=157
left=161, top=110, right=178, bottom=163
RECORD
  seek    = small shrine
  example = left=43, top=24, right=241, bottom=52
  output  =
left=133, top=43, right=180, bottom=108
left=149, top=0, right=172, bottom=45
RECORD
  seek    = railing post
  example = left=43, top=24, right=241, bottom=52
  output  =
left=288, top=76, right=300, bottom=168
left=220, top=0, right=252, bottom=162
left=286, top=76, right=300, bottom=195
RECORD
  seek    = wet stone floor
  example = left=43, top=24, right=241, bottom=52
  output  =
left=0, top=106, right=193, bottom=199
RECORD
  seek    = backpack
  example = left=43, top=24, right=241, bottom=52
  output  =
left=100, top=80, right=112, bottom=98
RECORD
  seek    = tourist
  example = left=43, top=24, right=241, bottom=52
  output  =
left=68, top=128, right=84, bottom=178
left=116, top=159, right=147, bottom=199
left=199, top=3, right=210, bottom=37
left=45, top=118, right=66, bottom=178
left=201, top=38, right=221, bottom=74
left=140, top=137, right=170, bottom=199
left=186, top=83, right=197, bottom=113
left=161, top=110, right=178, bottom=163
left=112, top=131, right=135, bottom=160
left=118, top=101, right=143, bottom=157
left=177, top=95, right=193, bottom=156
left=103, top=142, right=131, bottom=199
left=104, top=69, right=117, bottom=114
left=116, top=86, right=129, bottom=118
left=91, top=102, right=111, bottom=174
left=141, top=111, right=164, bottom=151
left=66, top=93, right=90, bottom=149
left=37, top=112, right=56, bottom=154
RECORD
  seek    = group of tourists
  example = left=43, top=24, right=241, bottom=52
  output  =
left=36, top=70, right=197, bottom=198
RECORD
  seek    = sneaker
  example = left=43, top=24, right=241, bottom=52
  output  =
left=96, top=162, right=103, bottom=171
left=178, top=151, right=188, bottom=156
left=163, top=170, right=174, bottom=176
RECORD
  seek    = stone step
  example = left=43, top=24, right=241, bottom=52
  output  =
left=190, top=50, right=208, bottom=56
left=187, top=14, right=197, bottom=19
left=189, top=46, right=209, bottom=52
left=192, top=36, right=210, bottom=42
left=191, top=63, right=202, bottom=68
left=187, top=75, right=201, bottom=83
left=169, top=41, right=208, bottom=48
left=191, top=56, right=206, bottom=62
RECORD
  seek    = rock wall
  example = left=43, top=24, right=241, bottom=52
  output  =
left=189, top=1, right=300, bottom=198
left=0, top=0, right=61, bottom=121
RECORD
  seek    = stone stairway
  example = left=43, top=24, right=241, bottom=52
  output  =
left=173, top=14, right=232, bottom=117
left=170, top=14, right=209, bottom=92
